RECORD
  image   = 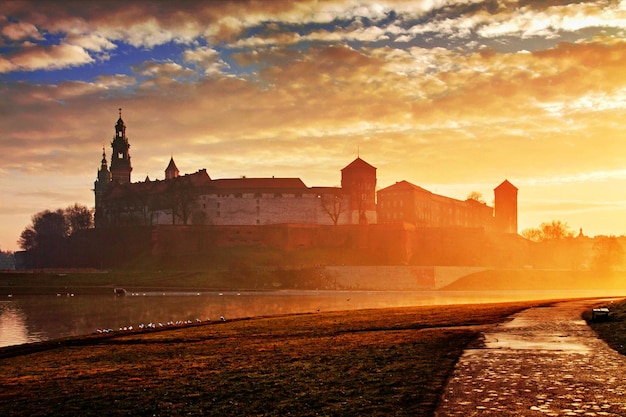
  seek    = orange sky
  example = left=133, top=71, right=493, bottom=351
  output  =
left=1, top=0, right=626, bottom=251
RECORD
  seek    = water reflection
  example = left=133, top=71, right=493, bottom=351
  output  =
left=1, top=289, right=623, bottom=348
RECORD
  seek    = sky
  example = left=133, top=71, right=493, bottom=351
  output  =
left=1, top=0, right=626, bottom=251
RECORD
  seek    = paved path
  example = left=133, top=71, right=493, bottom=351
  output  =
left=436, top=299, right=626, bottom=416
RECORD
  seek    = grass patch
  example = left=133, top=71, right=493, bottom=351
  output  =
left=0, top=301, right=540, bottom=416
left=585, top=298, right=626, bottom=356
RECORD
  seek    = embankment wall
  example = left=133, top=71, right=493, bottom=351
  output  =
left=325, top=266, right=488, bottom=290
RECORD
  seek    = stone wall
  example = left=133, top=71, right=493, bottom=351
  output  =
left=324, top=266, right=488, bottom=290
left=199, top=193, right=353, bottom=226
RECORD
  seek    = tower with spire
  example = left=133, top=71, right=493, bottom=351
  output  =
left=165, top=156, right=179, bottom=180
left=110, top=108, right=132, bottom=184
left=93, top=147, right=112, bottom=228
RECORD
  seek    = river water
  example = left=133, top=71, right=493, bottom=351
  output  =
left=0, top=289, right=622, bottom=348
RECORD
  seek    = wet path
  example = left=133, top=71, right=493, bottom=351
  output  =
left=436, top=299, right=626, bottom=416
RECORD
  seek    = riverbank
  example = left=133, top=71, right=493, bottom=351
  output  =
left=0, top=300, right=546, bottom=416
left=3, top=268, right=625, bottom=295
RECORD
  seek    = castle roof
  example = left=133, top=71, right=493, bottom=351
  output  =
left=378, top=180, right=432, bottom=194
left=210, top=177, right=307, bottom=191
left=494, top=179, right=518, bottom=191
left=104, top=169, right=211, bottom=199
left=165, top=157, right=179, bottom=173
left=341, top=157, right=376, bottom=172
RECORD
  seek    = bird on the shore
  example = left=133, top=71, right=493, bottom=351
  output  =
left=220, top=316, right=226, bottom=322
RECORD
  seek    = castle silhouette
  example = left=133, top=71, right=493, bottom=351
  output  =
left=95, top=110, right=517, bottom=234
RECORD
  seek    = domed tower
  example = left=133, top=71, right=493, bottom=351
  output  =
left=494, top=180, right=518, bottom=234
left=110, top=108, right=132, bottom=184
left=94, top=147, right=112, bottom=228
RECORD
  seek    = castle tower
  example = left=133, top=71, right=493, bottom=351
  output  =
left=94, top=147, right=111, bottom=228
left=110, top=108, right=132, bottom=184
left=165, top=157, right=179, bottom=180
left=341, top=157, right=377, bottom=224
left=494, top=180, right=518, bottom=234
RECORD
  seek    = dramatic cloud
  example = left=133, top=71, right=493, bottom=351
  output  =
left=1, top=0, right=626, bottom=250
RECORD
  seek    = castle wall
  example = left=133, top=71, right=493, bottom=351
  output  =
left=198, top=192, right=353, bottom=226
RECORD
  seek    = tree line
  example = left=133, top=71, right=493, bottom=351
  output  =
left=18, top=203, right=93, bottom=251
left=521, top=220, right=625, bottom=272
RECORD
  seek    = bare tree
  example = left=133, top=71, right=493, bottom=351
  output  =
left=353, top=180, right=371, bottom=225
left=466, top=191, right=485, bottom=204
left=540, top=220, right=574, bottom=240
left=521, top=227, right=543, bottom=242
left=521, top=220, right=574, bottom=242
left=320, top=191, right=345, bottom=225
left=163, top=176, right=199, bottom=225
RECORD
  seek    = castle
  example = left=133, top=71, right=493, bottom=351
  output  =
left=94, top=111, right=517, bottom=234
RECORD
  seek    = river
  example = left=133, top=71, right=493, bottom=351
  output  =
left=0, top=289, right=621, bottom=348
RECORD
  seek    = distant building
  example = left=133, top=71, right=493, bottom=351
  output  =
left=494, top=180, right=518, bottom=234
left=94, top=111, right=516, bottom=234
left=377, top=179, right=517, bottom=233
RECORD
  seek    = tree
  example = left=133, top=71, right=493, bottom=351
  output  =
left=521, top=227, right=543, bottom=242
left=466, top=191, right=485, bottom=204
left=521, top=220, right=574, bottom=242
left=320, top=191, right=345, bottom=225
left=540, top=220, right=573, bottom=240
left=0, top=249, right=14, bottom=269
left=65, top=203, right=93, bottom=234
left=18, top=209, right=68, bottom=250
left=163, top=176, right=199, bottom=225
left=18, top=227, right=37, bottom=251
left=591, top=236, right=625, bottom=272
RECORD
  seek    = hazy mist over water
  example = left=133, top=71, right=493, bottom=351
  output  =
left=1, top=289, right=624, bottom=348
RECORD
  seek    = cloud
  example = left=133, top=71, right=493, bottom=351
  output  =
left=478, top=1, right=626, bottom=39
left=67, top=32, right=116, bottom=53
left=2, top=43, right=94, bottom=73
left=183, top=46, right=230, bottom=76
left=3, top=0, right=626, bottom=250
left=1, top=21, right=43, bottom=41
left=95, top=74, right=137, bottom=89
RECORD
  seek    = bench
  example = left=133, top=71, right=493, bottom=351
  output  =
left=592, top=307, right=610, bottom=321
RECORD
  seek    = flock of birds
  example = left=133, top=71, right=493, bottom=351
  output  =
left=96, top=315, right=227, bottom=334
